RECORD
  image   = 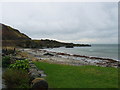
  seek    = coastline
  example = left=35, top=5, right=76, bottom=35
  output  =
left=43, top=44, right=118, bottom=61
left=21, top=48, right=119, bottom=68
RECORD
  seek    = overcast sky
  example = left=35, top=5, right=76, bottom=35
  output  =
left=1, top=2, right=118, bottom=44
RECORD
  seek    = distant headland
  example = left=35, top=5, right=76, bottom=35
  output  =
left=1, top=23, right=91, bottom=48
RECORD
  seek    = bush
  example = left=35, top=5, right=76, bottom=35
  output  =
left=3, top=69, right=30, bottom=88
left=2, top=56, right=11, bottom=68
left=2, top=48, right=16, bottom=55
left=9, top=59, right=29, bottom=70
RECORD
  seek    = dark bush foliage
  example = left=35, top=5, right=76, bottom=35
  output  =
left=2, top=48, right=16, bottom=55
left=3, top=69, right=30, bottom=88
left=2, top=56, right=11, bottom=68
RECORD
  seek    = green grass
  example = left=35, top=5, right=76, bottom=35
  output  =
left=34, top=62, right=118, bottom=88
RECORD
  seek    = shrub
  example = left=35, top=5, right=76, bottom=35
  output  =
left=2, top=56, right=11, bottom=68
left=9, top=59, right=29, bottom=70
left=3, top=69, right=30, bottom=88
left=2, top=48, right=16, bottom=55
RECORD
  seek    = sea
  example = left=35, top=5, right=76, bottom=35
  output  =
left=43, top=44, right=119, bottom=61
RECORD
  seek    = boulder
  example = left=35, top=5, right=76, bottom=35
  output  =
left=44, top=53, right=54, bottom=56
left=31, top=78, right=48, bottom=90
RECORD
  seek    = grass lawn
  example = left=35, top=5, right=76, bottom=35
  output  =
left=34, top=62, right=118, bottom=88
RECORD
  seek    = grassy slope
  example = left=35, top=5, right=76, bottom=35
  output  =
left=34, top=62, right=118, bottom=88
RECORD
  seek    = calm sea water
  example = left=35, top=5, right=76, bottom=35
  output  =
left=44, top=44, right=119, bottom=60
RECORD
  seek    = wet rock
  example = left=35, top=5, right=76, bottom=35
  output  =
left=44, top=53, right=54, bottom=56
left=118, top=63, right=120, bottom=67
left=57, top=53, right=70, bottom=56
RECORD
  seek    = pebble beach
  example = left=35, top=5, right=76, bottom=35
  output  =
left=21, top=48, right=119, bottom=68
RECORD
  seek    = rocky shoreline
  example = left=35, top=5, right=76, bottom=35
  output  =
left=21, top=48, right=119, bottom=68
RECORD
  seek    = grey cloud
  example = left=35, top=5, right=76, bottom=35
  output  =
left=1, top=2, right=118, bottom=44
